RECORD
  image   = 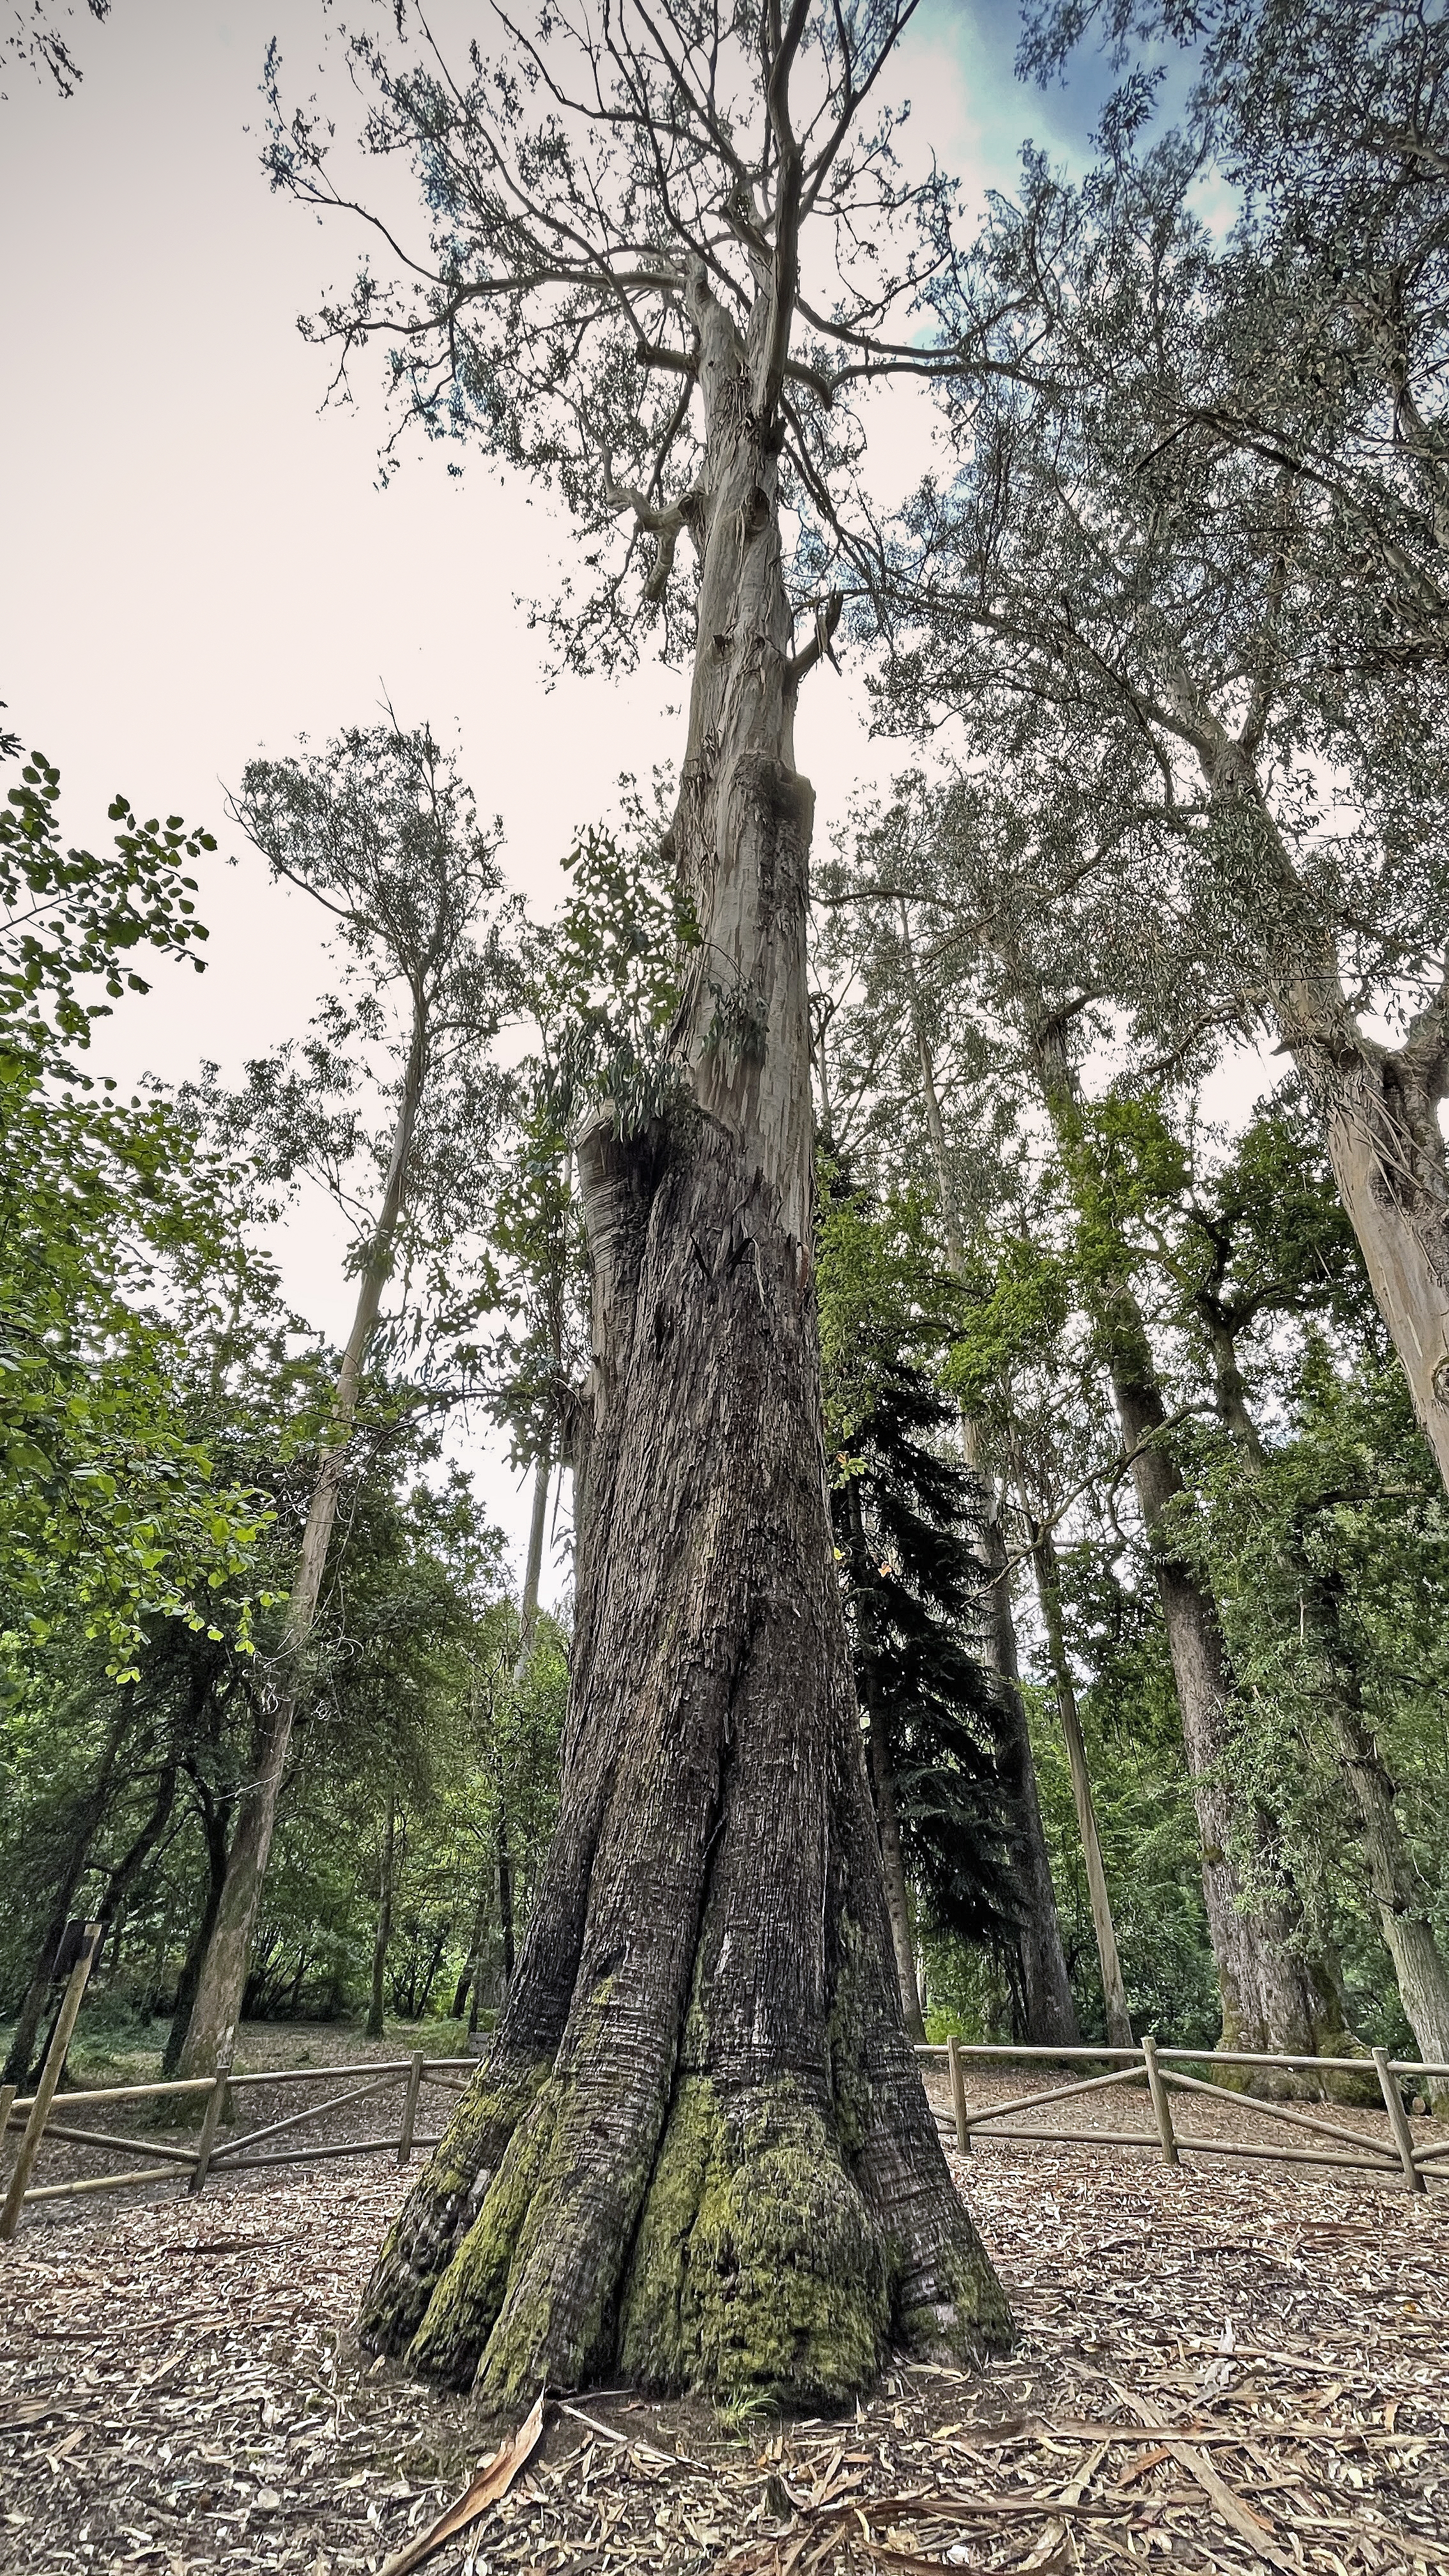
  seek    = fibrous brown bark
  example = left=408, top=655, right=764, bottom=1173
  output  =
left=356, top=257, right=1009, bottom=2405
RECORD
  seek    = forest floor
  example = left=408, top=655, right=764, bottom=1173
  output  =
left=1, top=2033, right=1446, bottom=2576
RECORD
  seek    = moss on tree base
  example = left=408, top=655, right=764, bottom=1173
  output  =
left=371, top=2057, right=1011, bottom=2406
left=620, top=2074, right=890, bottom=2404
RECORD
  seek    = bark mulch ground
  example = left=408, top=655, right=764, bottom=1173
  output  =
left=1, top=2065, right=1445, bottom=2575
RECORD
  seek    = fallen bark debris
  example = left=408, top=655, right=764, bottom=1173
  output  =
left=376, top=2391, right=544, bottom=2576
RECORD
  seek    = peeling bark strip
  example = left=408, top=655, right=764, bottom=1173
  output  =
left=359, top=252, right=1010, bottom=2402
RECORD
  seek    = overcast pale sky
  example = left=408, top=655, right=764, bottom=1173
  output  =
left=1, top=0, right=1106, bottom=1581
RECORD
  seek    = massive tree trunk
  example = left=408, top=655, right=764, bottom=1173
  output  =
left=356, top=262, right=1009, bottom=2405
left=901, top=951, right=1078, bottom=2041
left=178, top=1016, right=427, bottom=2079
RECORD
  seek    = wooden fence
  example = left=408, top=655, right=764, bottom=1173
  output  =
left=918, top=2037, right=1448, bottom=2193
left=2, top=1928, right=1443, bottom=2237
left=0, top=2049, right=475, bottom=2235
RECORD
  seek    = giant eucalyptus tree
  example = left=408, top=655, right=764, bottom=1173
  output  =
left=264, top=0, right=1011, bottom=2400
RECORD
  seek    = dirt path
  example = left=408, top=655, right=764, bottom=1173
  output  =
left=2, top=2094, right=1445, bottom=2574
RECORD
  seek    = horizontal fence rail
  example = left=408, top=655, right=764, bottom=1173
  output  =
left=0, top=2049, right=475, bottom=2235
left=3, top=2023, right=1445, bottom=2237
left=917, top=2037, right=1448, bottom=2193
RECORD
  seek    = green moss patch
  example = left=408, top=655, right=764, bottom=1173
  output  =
left=407, top=2077, right=561, bottom=2385
left=618, top=2074, right=891, bottom=2405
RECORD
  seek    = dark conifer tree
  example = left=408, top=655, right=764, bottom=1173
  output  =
left=832, top=1356, right=1017, bottom=1986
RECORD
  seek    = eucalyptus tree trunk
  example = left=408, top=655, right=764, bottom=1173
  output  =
left=178, top=1013, right=428, bottom=2079
left=1188, top=711, right=1449, bottom=1492
left=1199, top=1303, right=1448, bottom=2080
left=514, top=1449, right=549, bottom=1679
left=162, top=1768, right=231, bottom=2076
left=367, top=1797, right=398, bottom=2042
left=1025, top=1514, right=1134, bottom=2048
left=357, top=258, right=1009, bottom=2405
left=904, top=943, right=1078, bottom=2043
left=1294, top=1561, right=1449, bottom=2082
left=843, top=1476, right=926, bottom=2043
left=1030, top=1022, right=1350, bottom=2073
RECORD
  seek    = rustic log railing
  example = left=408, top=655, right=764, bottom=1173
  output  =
left=3, top=2023, right=1444, bottom=2237
left=0, top=2048, right=475, bottom=2234
left=917, top=2038, right=1447, bottom=2192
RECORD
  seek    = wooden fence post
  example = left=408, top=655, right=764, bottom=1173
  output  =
left=0, top=2085, right=15, bottom=2151
left=0, top=1921, right=101, bottom=2241
left=1142, top=2035, right=1179, bottom=2167
left=397, top=2050, right=424, bottom=2165
left=1372, top=2046, right=1426, bottom=2194
left=190, top=2044, right=234, bottom=2197
left=947, top=2034, right=970, bottom=2154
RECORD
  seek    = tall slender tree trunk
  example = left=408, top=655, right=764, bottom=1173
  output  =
left=1198, top=1298, right=1449, bottom=2078
left=495, top=1802, right=516, bottom=1988
left=844, top=1480, right=926, bottom=2043
left=178, top=1015, right=428, bottom=2079
left=976, top=1494, right=1082, bottom=2044
left=516, top=1449, right=549, bottom=1676
left=162, top=1771, right=231, bottom=2076
left=1028, top=1017, right=1351, bottom=2070
left=1295, top=1560, right=1449, bottom=2080
left=1025, top=1516, right=1134, bottom=2048
left=901, top=941, right=1078, bottom=2043
left=367, top=1797, right=398, bottom=2043
left=451, top=1865, right=491, bottom=2025
left=356, top=257, right=1009, bottom=2405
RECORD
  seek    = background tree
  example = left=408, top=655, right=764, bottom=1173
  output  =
left=178, top=717, right=510, bottom=2076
